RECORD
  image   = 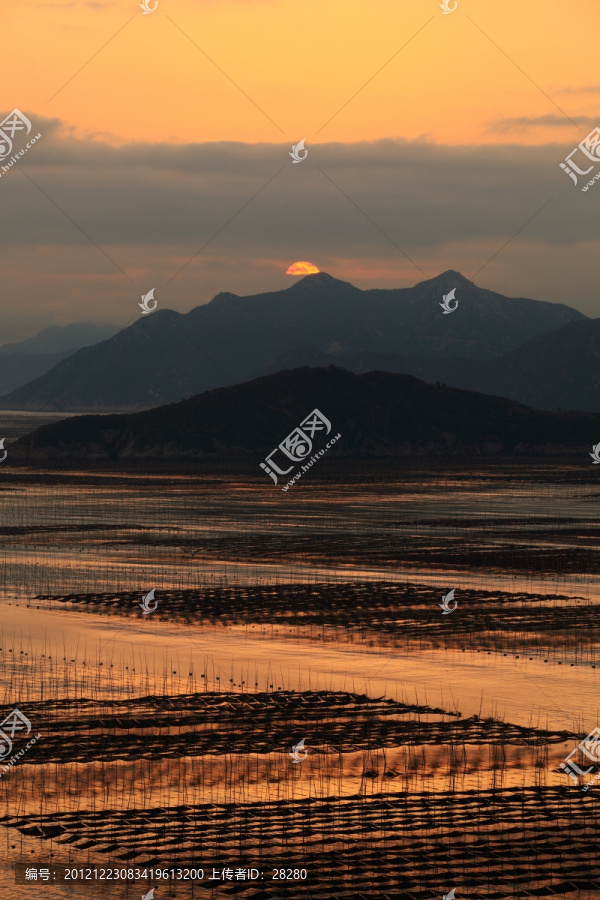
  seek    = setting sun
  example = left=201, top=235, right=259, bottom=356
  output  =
left=286, top=261, right=320, bottom=275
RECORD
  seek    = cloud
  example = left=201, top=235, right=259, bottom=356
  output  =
left=553, top=86, right=600, bottom=95
left=0, top=119, right=599, bottom=338
left=0, top=120, right=595, bottom=254
left=40, top=1, right=115, bottom=8
left=488, top=114, right=599, bottom=134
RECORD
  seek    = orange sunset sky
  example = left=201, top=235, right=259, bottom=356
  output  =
left=0, top=0, right=599, bottom=338
left=5, top=0, right=599, bottom=146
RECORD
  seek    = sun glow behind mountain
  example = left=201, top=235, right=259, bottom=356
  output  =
left=286, top=262, right=320, bottom=275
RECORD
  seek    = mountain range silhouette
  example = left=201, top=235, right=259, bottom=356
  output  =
left=1, top=271, right=589, bottom=412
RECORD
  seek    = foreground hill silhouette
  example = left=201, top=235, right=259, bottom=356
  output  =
left=0, top=271, right=584, bottom=412
left=12, top=367, right=600, bottom=461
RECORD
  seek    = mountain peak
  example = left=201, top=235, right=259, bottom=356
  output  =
left=1, top=270, right=586, bottom=413
left=287, top=271, right=358, bottom=292
left=421, top=270, right=473, bottom=287
left=440, top=269, right=466, bottom=278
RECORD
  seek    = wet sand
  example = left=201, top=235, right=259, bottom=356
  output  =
left=1, top=463, right=600, bottom=898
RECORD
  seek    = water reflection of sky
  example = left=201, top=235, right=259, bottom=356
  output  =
left=1, top=468, right=599, bottom=601
left=1, top=465, right=599, bottom=898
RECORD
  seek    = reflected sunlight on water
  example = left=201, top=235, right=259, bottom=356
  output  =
left=1, top=464, right=600, bottom=899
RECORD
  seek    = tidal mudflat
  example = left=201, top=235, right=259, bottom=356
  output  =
left=1, top=461, right=599, bottom=898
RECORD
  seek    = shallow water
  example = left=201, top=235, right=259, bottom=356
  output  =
left=0, top=606, right=595, bottom=730
left=1, top=463, right=600, bottom=898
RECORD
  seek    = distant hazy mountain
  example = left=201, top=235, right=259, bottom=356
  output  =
left=0, top=272, right=584, bottom=412
left=0, top=322, right=120, bottom=396
left=263, top=318, right=600, bottom=413
left=0, top=351, right=73, bottom=396
left=0, top=322, right=120, bottom=356
left=12, top=367, right=600, bottom=461
left=469, top=317, right=600, bottom=412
